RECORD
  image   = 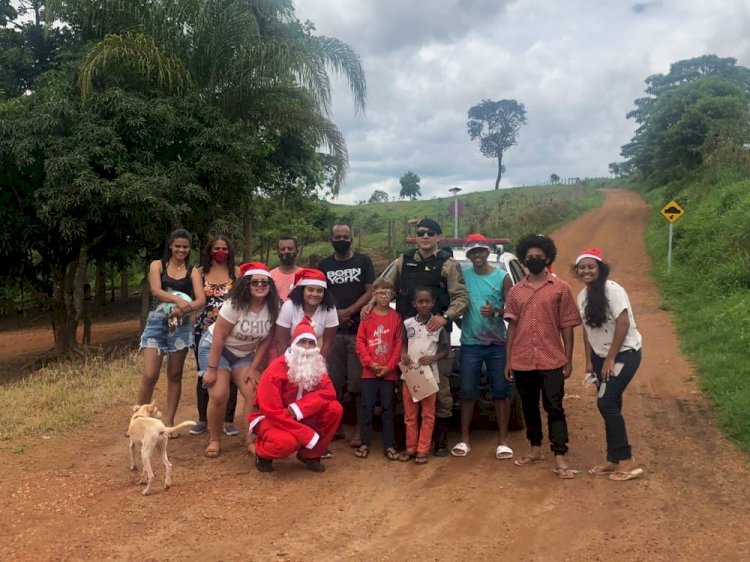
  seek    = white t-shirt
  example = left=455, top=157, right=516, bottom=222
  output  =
left=403, top=316, right=447, bottom=383
left=276, top=300, right=339, bottom=347
left=577, top=280, right=642, bottom=358
left=208, top=299, right=272, bottom=357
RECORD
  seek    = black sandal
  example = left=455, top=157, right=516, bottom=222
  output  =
left=398, top=451, right=416, bottom=462
left=354, top=445, right=370, bottom=458
left=415, top=454, right=429, bottom=465
left=384, top=447, right=399, bottom=461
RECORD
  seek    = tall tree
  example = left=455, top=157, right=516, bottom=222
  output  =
left=467, top=98, right=527, bottom=189
left=399, top=171, right=421, bottom=200
left=368, top=190, right=389, bottom=203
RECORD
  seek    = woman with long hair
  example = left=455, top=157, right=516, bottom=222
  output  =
left=574, top=248, right=644, bottom=482
left=190, top=235, right=241, bottom=437
left=137, top=228, right=206, bottom=429
left=199, top=262, right=279, bottom=458
left=275, top=268, right=339, bottom=360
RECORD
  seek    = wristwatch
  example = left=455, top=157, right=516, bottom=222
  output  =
left=442, top=313, right=451, bottom=322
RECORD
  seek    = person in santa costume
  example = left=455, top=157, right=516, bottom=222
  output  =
left=248, top=316, right=343, bottom=473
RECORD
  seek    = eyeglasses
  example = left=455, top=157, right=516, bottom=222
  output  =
left=416, top=230, right=437, bottom=237
left=374, top=290, right=392, bottom=296
left=250, top=280, right=270, bottom=287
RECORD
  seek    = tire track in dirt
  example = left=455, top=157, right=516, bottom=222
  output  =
left=1, top=189, right=748, bottom=561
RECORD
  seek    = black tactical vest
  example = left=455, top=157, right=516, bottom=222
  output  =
left=395, top=249, right=452, bottom=319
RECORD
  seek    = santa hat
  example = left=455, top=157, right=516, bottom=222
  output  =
left=466, top=233, right=490, bottom=252
left=293, top=268, right=327, bottom=289
left=575, top=248, right=605, bottom=265
left=291, top=316, right=317, bottom=345
left=240, top=262, right=271, bottom=277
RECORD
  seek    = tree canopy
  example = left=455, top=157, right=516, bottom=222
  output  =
left=621, top=55, right=750, bottom=186
left=467, top=98, right=527, bottom=189
left=399, top=171, right=421, bottom=200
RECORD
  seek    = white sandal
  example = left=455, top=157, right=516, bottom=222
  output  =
left=495, top=445, right=514, bottom=460
left=451, top=442, right=471, bottom=457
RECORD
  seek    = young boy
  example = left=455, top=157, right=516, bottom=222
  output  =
left=355, top=278, right=402, bottom=460
left=400, top=287, right=450, bottom=465
left=503, top=234, right=582, bottom=479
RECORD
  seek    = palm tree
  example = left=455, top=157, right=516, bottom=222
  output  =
left=47, top=0, right=366, bottom=194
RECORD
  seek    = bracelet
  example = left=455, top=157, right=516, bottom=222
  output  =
left=207, top=365, right=218, bottom=370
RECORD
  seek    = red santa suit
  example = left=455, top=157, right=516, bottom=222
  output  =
left=248, top=321, right=343, bottom=460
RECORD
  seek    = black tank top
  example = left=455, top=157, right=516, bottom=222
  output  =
left=150, top=260, right=194, bottom=310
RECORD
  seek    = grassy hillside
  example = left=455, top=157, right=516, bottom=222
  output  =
left=302, top=180, right=608, bottom=271
left=642, top=171, right=750, bottom=452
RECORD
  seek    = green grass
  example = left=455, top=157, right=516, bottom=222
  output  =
left=642, top=173, right=750, bottom=451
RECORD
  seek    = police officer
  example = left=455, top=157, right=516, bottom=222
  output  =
left=367, top=217, right=468, bottom=456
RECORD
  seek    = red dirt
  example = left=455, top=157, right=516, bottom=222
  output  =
left=1, top=189, right=748, bottom=561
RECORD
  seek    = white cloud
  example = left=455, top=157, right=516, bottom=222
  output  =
left=295, top=0, right=750, bottom=203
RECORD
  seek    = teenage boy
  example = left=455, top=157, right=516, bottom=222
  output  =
left=451, top=233, right=514, bottom=460
left=503, top=234, right=582, bottom=479
left=317, top=223, right=375, bottom=445
left=270, top=236, right=301, bottom=302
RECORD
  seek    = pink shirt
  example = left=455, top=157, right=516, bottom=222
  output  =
left=504, top=273, right=581, bottom=371
left=270, top=267, right=299, bottom=302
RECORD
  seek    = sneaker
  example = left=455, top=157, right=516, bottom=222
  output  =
left=223, top=423, right=240, bottom=436
left=189, top=422, right=207, bottom=436
left=321, top=448, right=333, bottom=459
left=255, top=455, right=274, bottom=473
left=297, top=455, right=325, bottom=473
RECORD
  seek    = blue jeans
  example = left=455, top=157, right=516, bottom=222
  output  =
left=139, top=310, right=194, bottom=354
left=459, top=344, right=511, bottom=401
left=360, top=378, right=396, bottom=451
left=197, top=332, right=255, bottom=376
left=591, top=349, right=641, bottom=463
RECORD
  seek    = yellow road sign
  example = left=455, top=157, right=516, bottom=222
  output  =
left=660, top=200, right=685, bottom=223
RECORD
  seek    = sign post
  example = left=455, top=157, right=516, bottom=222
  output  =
left=660, top=200, right=685, bottom=272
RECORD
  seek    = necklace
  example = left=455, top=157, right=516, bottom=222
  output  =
left=169, top=260, right=186, bottom=270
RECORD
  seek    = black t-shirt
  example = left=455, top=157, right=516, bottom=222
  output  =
left=317, top=252, right=376, bottom=335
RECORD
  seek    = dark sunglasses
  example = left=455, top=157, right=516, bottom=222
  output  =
left=416, top=229, right=437, bottom=237
left=250, top=280, right=270, bottom=287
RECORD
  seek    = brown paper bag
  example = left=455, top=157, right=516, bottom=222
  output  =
left=399, top=362, right=439, bottom=402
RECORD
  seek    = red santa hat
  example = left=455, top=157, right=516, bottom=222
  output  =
left=240, top=262, right=271, bottom=277
left=575, top=248, right=605, bottom=265
left=465, top=233, right=490, bottom=252
left=291, top=316, right=317, bottom=346
left=293, top=268, right=327, bottom=289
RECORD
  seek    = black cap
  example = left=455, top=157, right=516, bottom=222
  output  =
left=416, top=218, right=442, bottom=234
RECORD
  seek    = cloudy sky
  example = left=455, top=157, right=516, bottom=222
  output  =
left=294, top=0, right=750, bottom=203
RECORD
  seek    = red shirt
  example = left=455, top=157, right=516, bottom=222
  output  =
left=356, top=308, right=403, bottom=381
left=503, top=273, right=581, bottom=371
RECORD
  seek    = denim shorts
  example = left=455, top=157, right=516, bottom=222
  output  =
left=459, top=344, right=511, bottom=401
left=139, top=310, right=194, bottom=354
left=197, top=332, right=255, bottom=377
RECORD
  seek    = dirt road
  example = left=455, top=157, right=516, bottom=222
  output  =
left=1, top=189, right=748, bottom=561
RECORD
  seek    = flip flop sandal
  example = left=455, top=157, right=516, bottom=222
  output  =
left=553, top=467, right=580, bottom=479
left=398, top=451, right=416, bottom=462
left=514, top=455, right=543, bottom=467
left=204, top=441, right=221, bottom=458
left=384, top=448, right=399, bottom=461
left=451, top=442, right=471, bottom=457
left=414, top=455, right=429, bottom=465
left=609, top=468, right=644, bottom=481
left=588, top=465, right=616, bottom=475
left=354, top=446, right=370, bottom=459
left=495, top=445, right=514, bottom=460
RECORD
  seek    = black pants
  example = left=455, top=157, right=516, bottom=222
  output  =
left=360, top=378, right=396, bottom=451
left=194, top=335, right=238, bottom=424
left=591, top=349, right=641, bottom=463
left=514, top=368, right=569, bottom=455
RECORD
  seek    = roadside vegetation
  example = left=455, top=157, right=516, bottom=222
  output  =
left=617, top=55, right=750, bottom=452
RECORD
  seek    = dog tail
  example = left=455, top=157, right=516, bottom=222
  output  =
left=162, top=421, right=198, bottom=434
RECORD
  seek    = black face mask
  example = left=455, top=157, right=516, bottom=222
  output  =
left=278, top=252, right=296, bottom=266
left=332, top=240, right=351, bottom=255
left=525, top=257, right=547, bottom=275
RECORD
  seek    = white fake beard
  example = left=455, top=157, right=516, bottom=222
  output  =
left=286, top=345, right=327, bottom=391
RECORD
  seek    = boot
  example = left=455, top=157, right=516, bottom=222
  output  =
left=433, top=420, right=449, bottom=457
